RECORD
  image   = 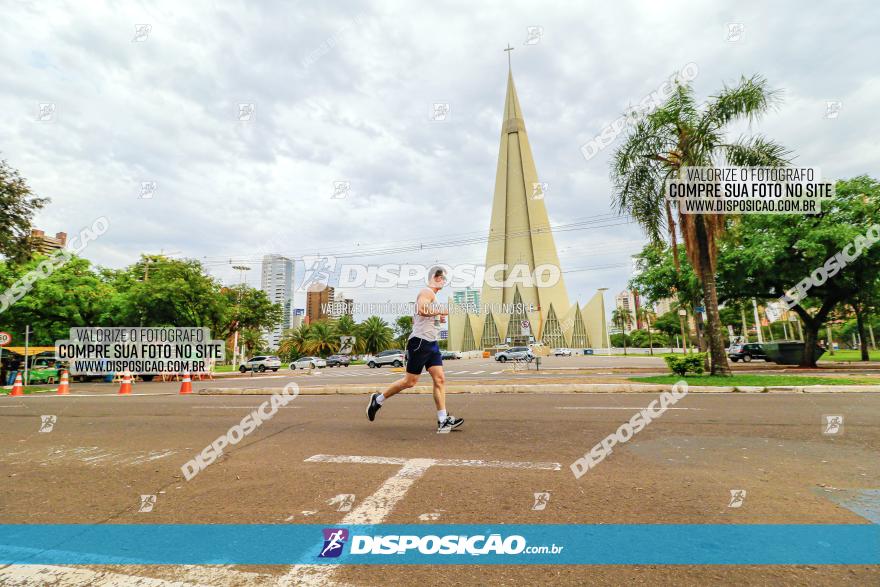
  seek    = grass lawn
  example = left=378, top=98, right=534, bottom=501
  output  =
left=818, top=349, right=879, bottom=362
left=214, top=364, right=237, bottom=372
left=1, top=385, right=58, bottom=395
left=630, top=374, right=876, bottom=386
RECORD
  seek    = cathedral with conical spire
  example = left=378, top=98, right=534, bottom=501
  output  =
left=448, top=60, right=607, bottom=352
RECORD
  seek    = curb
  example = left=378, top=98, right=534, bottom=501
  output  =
left=197, top=383, right=880, bottom=396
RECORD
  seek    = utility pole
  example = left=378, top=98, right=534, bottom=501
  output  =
left=827, top=324, right=835, bottom=355
left=231, top=265, right=251, bottom=368
left=23, top=325, right=30, bottom=386
left=752, top=299, right=764, bottom=344
left=740, top=306, right=749, bottom=342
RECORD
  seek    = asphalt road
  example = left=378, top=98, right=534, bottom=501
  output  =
left=1, top=390, right=878, bottom=585
left=28, top=354, right=880, bottom=395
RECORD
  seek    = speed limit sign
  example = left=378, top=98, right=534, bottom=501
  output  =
left=0, top=332, right=11, bottom=346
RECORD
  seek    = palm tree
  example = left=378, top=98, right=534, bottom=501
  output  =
left=358, top=316, right=394, bottom=355
left=637, top=306, right=656, bottom=355
left=278, top=323, right=310, bottom=360
left=611, top=307, right=632, bottom=356
left=305, top=320, right=338, bottom=356
left=332, top=314, right=365, bottom=353
left=611, top=75, right=790, bottom=375
left=394, top=315, right=413, bottom=346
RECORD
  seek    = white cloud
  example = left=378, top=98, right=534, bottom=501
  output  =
left=1, top=0, right=877, bottom=317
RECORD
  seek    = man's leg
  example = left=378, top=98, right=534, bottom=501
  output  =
left=367, top=372, right=419, bottom=421
left=426, top=365, right=446, bottom=412
left=428, top=365, right=462, bottom=432
left=383, top=373, right=420, bottom=400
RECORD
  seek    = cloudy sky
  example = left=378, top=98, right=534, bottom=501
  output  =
left=2, top=0, right=877, bottom=319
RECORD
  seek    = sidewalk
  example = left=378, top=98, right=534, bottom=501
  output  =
left=198, top=382, right=880, bottom=396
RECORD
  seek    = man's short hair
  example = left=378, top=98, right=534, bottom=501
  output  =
left=428, top=265, right=447, bottom=281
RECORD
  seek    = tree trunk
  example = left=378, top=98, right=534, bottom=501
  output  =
left=802, top=321, right=819, bottom=367
left=693, top=307, right=707, bottom=351
left=853, top=302, right=869, bottom=361
left=791, top=299, right=839, bottom=367
left=694, top=217, right=730, bottom=376
left=647, top=320, right=653, bottom=356
left=666, top=201, right=689, bottom=354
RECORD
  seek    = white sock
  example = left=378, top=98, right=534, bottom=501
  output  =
left=375, top=393, right=385, bottom=405
left=437, top=409, right=447, bottom=423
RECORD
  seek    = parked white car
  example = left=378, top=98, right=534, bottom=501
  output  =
left=239, top=355, right=282, bottom=373
left=494, top=347, right=534, bottom=362
left=366, top=349, right=405, bottom=368
left=289, top=356, right=327, bottom=370
left=553, top=348, right=573, bottom=356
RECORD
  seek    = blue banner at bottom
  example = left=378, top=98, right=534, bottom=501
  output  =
left=0, top=524, right=877, bottom=565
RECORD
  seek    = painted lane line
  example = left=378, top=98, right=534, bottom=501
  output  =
left=191, top=406, right=300, bottom=409
left=282, top=454, right=561, bottom=585
left=556, top=406, right=701, bottom=410
left=471, top=371, right=486, bottom=375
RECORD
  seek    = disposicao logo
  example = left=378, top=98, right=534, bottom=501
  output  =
left=319, top=528, right=348, bottom=558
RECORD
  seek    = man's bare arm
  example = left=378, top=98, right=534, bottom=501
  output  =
left=416, top=291, right=448, bottom=317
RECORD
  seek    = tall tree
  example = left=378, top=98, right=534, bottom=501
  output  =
left=611, top=75, right=790, bottom=374
left=394, top=315, right=413, bottom=346
left=715, top=176, right=880, bottom=366
left=305, top=320, right=338, bottom=356
left=611, top=307, right=632, bottom=356
left=105, top=256, right=226, bottom=327
left=0, top=255, right=115, bottom=344
left=210, top=285, right=282, bottom=342
left=636, top=306, right=656, bottom=354
left=358, top=316, right=393, bottom=355
left=0, top=159, right=49, bottom=263
left=278, top=323, right=311, bottom=360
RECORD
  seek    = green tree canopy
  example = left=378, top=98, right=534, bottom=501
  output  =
left=0, top=159, right=49, bottom=263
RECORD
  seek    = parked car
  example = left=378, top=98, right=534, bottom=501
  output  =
left=326, top=354, right=351, bottom=367
left=25, top=357, right=61, bottom=384
left=239, top=356, right=282, bottom=373
left=494, top=346, right=534, bottom=362
left=289, top=356, right=327, bottom=369
left=728, top=343, right=770, bottom=363
left=553, top=348, right=573, bottom=357
left=441, top=350, right=461, bottom=360
left=367, top=349, right=405, bottom=368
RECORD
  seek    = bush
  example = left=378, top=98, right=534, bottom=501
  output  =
left=663, top=353, right=707, bottom=376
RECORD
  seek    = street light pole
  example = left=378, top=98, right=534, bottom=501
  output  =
left=231, top=265, right=251, bottom=368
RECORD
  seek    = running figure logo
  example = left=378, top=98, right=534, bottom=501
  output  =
left=39, top=415, right=57, bottom=433
left=727, top=489, right=746, bottom=508
left=823, top=415, right=844, bottom=435
left=319, top=528, right=349, bottom=558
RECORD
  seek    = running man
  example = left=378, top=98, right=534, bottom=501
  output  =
left=366, top=266, right=464, bottom=433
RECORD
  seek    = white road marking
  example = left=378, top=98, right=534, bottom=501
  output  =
left=471, top=370, right=486, bottom=375
left=281, top=454, right=561, bottom=585
left=556, top=406, right=701, bottom=411
left=191, top=406, right=300, bottom=409
left=8, top=393, right=179, bottom=398
left=2, top=446, right=177, bottom=467
left=305, top=454, right=562, bottom=471
left=491, top=370, right=504, bottom=374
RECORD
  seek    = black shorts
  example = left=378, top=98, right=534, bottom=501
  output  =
left=406, top=337, right=443, bottom=375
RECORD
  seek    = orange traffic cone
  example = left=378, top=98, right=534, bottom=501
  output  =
left=178, top=371, right=192, bottom=395
left=10, top=372, right=24, bottom=396
left=117, top=370, right=133, bottom=395
left=56, top=370, right=70, bottom=395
